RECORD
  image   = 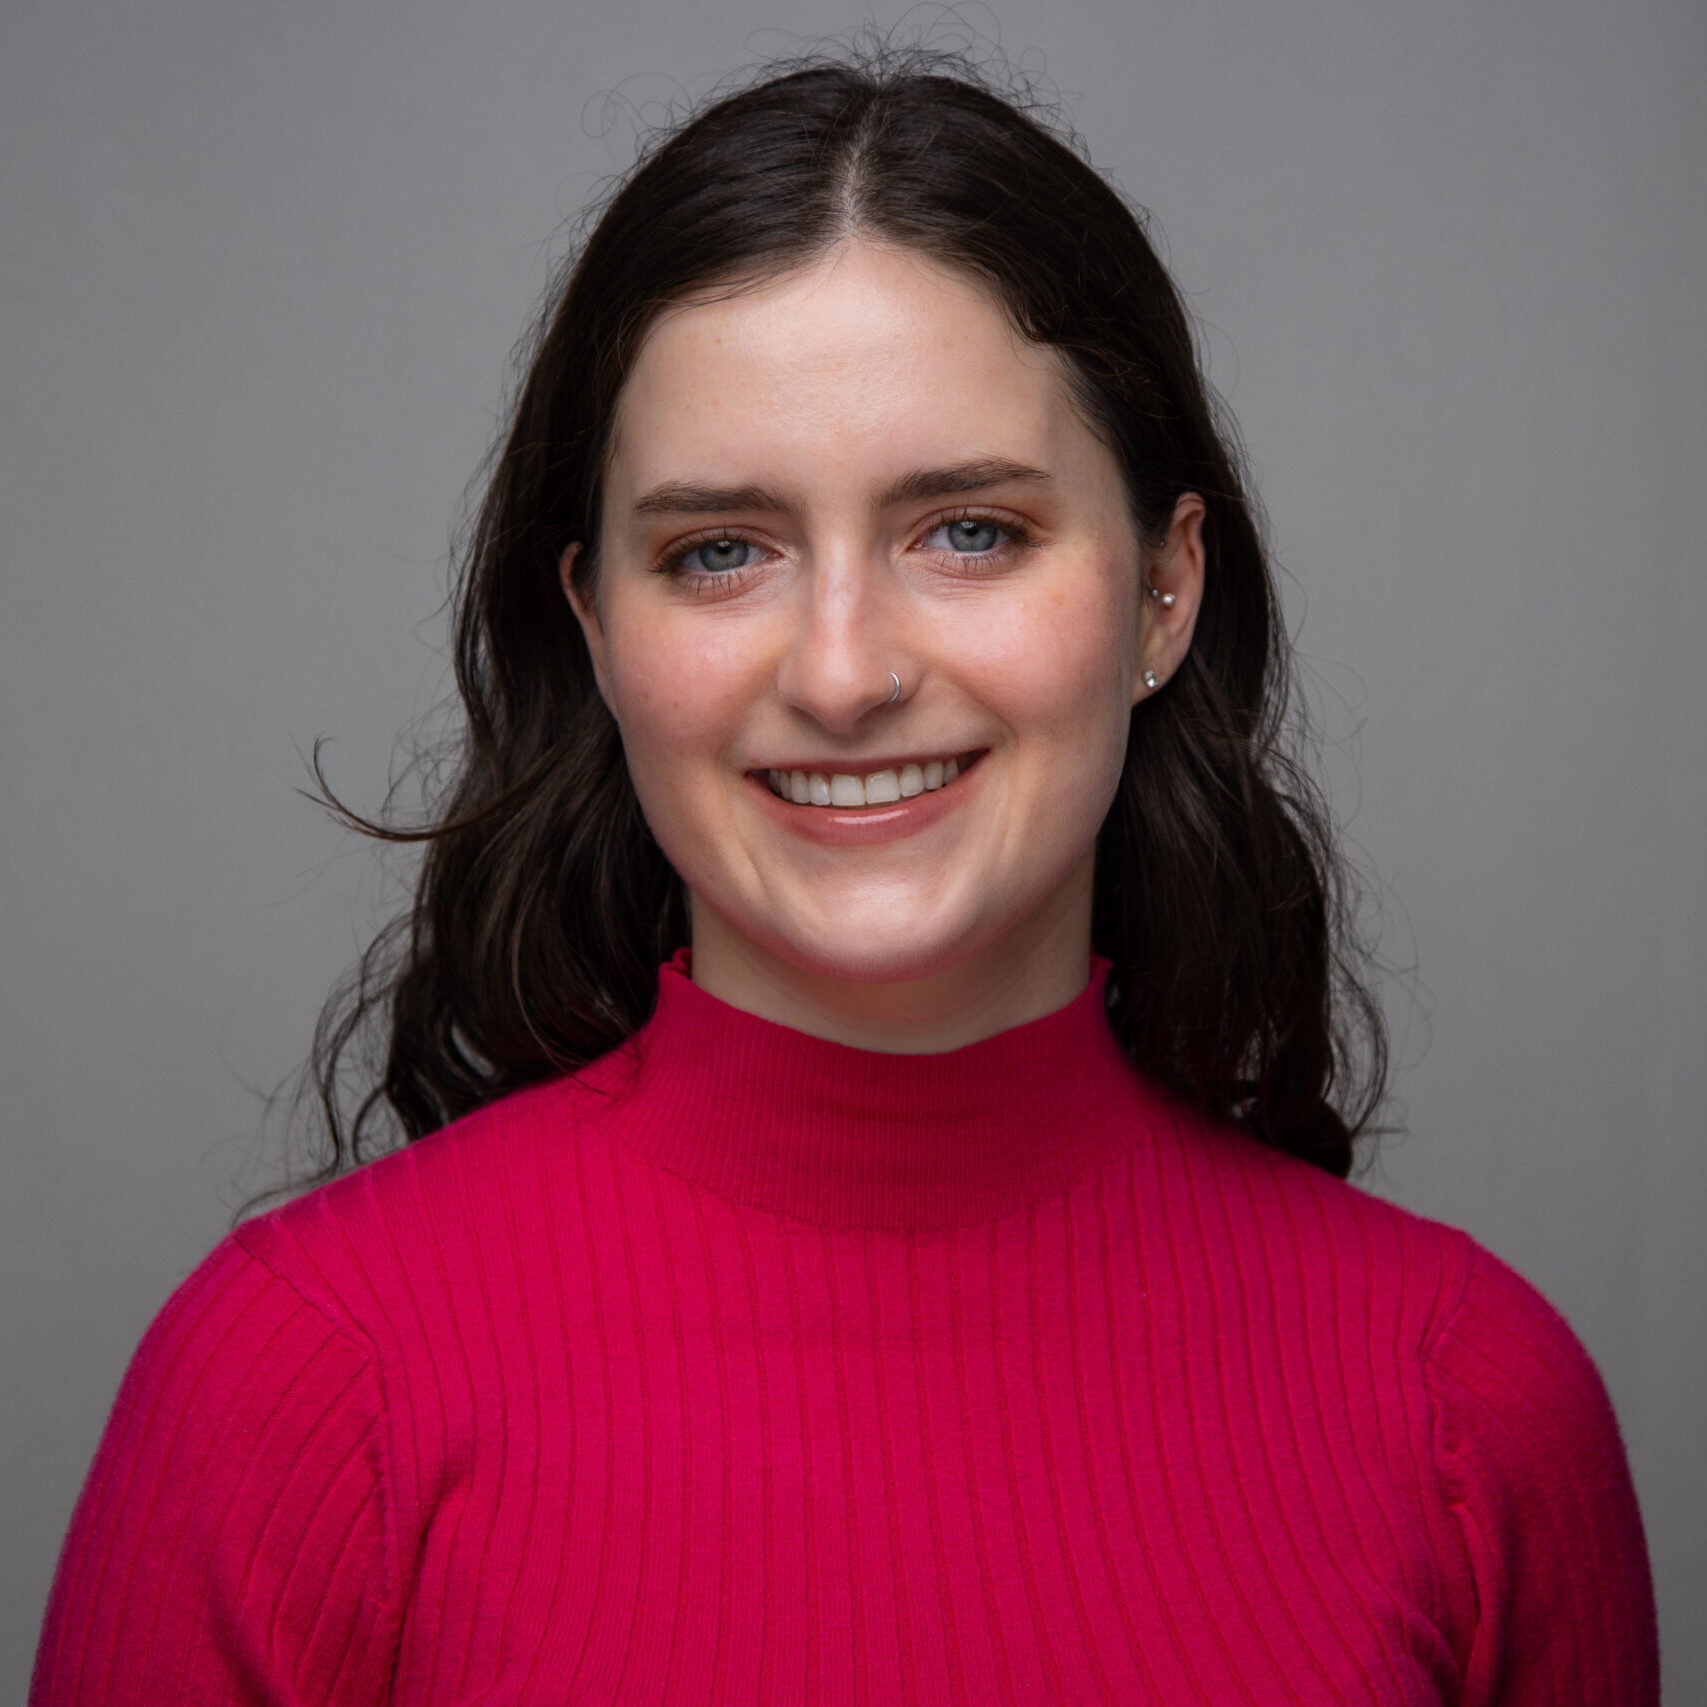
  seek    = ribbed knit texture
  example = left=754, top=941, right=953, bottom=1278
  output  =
left=34, top=954, right=1658, bottom=1703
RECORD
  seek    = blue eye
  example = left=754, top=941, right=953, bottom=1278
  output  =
left=928, top=518, right=1006, bottom=554
left=681, top=537, right=757, bottom=574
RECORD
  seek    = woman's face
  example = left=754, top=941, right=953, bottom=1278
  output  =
left=567, top=240, right=1201, bottom=1009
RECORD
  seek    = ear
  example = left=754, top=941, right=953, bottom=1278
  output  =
left=559, top=543, right=613, bottom=708
left=1133, top=493, right=1207, bottom=705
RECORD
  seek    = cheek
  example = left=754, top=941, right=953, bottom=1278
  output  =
left=601, top=608, right=757, bottom=759
left=962, top=561, right=1137, bottom=738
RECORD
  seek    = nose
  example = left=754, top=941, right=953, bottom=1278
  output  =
left=773, top=552, right=909, bottom=733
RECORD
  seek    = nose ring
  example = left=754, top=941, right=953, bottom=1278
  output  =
left=886, top=670, right=902, bottom=704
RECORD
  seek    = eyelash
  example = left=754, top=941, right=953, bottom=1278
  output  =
left=653, top=511, right=1035, bottom=586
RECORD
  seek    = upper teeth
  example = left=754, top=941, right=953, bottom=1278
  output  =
left=766, top=757, right=962, bottom=807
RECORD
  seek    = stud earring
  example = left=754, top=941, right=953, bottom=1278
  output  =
left=1143, top=669, right=1159, bottom=691
left=1145, top=581, right=1177, bottom=610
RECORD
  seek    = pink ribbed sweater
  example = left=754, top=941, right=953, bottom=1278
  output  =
left=34, top=955, right=1657, bottom=1703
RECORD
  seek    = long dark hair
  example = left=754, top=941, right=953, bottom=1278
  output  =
left=302, top=45, right=1386, bottom=1188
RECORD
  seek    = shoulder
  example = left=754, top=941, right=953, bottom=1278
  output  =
left=102, top=1230, right=382, bottom=1421
left=232, top=1068, right=618, bottom=1345
left=1141, top=1085, right=1638, bottom=1430
left=37, top=1218, right=414, bottom=1699
left=1139, top=1104, right=1636, bottom=1444
left=1144, top=1103, right=1481, bottom=1344
left=1154, top=1117, right=1656, bottom=1692
left=1406, top=1221, right=1640, bottom=1546
left=1421, top=1232, right=1635, bottom=1514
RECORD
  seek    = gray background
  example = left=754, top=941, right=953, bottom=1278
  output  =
left=3, top=0, right=1701, bottom=1696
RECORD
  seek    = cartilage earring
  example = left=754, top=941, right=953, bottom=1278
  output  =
left=1143, top=669, right=1159, bottom=691
left=1145, top=580, right=1177, bottom=609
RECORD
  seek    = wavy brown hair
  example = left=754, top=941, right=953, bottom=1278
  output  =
left=299, top=45, right=1386, bottom=1189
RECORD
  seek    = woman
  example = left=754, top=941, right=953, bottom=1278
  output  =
left=33, top=50, right=1656, bottom=1704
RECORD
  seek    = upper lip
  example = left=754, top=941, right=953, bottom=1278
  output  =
left=750, top=749, right=981, bottom=775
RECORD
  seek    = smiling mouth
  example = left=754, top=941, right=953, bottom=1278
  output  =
left=758, top=751, right=985, bottom=808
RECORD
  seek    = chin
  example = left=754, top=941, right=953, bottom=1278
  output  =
left=741, top=897, right=1001, bottom=988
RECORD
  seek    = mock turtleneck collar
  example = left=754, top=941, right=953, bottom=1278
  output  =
left=588, top=950, right=1166, bottom=1233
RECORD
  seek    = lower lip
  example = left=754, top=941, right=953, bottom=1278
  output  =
left=748, top=754, right=985, bottom=846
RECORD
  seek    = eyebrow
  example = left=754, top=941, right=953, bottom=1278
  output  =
left=630, top=458, right=1053, bottom=519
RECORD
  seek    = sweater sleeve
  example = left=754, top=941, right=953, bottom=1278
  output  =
left=1425, top=1237, right=1659, bottom=1705
left=31, top=1234, right=403, bottom=1706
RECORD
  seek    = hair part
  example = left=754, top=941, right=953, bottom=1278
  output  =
left=283, top=39, right=1387, bottom=1204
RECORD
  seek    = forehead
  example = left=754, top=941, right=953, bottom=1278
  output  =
left=603, top=242, right=1100, bottom=500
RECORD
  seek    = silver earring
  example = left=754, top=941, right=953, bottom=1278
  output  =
left=886, top=670, right=902, bottom=704
left=1146, top=581, right=1177, bottom=609
left=1142, top=669, right=1159, bottom=691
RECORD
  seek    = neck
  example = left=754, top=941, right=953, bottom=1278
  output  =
left=686, top=871, right=1095, bottom=1054
left=591, top=946, right=1154, bottom=1230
